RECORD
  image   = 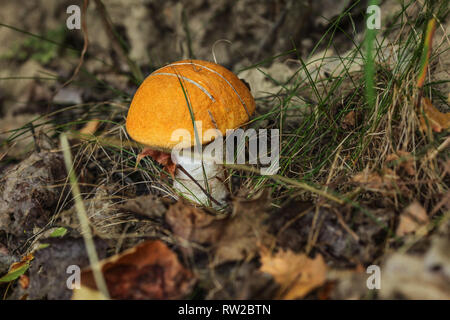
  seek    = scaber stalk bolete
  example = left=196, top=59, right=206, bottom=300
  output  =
left=126, top=59, right=255, bottom=208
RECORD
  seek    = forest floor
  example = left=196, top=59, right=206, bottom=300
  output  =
left=0, top=0, right=449, bottom=300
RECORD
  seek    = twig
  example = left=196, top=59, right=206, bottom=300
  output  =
left=424, top=136, right=450, bottom=162
left=335, top=209, right=360, bottom=242
left=224, top=163, right=345, bottom=205
left=67, top=130, right=142, bottom=149
left=430, top=191, right=450, bottom=217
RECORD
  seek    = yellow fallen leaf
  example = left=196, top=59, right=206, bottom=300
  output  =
left=80, top=119, right=100, bottom=135
left=260, top=247, right=327, bottom=299
left=419, top=98, right=450, bottom=133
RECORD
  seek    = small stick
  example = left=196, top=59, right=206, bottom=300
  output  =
left=424, top=136, right=450, bottom=162
left=225, top=163, right=345, bottom=205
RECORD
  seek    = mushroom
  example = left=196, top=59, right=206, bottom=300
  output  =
left=126, top=59, right=255, bottom=208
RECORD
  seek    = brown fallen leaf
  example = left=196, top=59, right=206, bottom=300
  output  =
left=316, top=280, right=336, bottom=300
left=11, top=253, right=34, bottom=271
left=118, top=194, right=167, bottom=219
left=166, top=201, right=225, bottom=245
left=341, top=110, right=356, bottom=129
left=211, top=190, right=273, bottom=266
left=386, top=150, right=416, bottom=176
left=396, top=201, right=429, bottom=236
left=352, top=167, right=410, bottom=196
left=260, top=247, right=327, bottom=299
left=165, top=190, right=273, bottom=267
left=352, top=169, right=383, bottom=189
left=205, top=262, right=279, bottom=299
left=72, top=240, right=195, bottom=300
left=419, top=97, right=450, bottom=133
left=136, top=147, right=177, bottom=178
left=19, top=274, right=30, bottom=289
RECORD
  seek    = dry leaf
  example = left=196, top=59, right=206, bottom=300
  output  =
left=352, top=168, right=396, bottom=190
left=396, top=201, right=429, bottom=236
left=352, top=170, right=383, bottom=189
left=166, top=191, right=273, bottom=267
left=117, top=195, right=167, bottom=219
left=341, top=110, right=356, bottom=129
left=19, top=274, right=30, bottom=289
left=211, top=190, right=273, bottom=266
left=72, top=240, right=195, bottom=300
left=11, top=253, right=34, bottom=271
left=386, top=151, right=415, bottom=176
left=260, top=247, right=327, bottom=299
left=317, top=281, right=336, bottom=300
left=419, top=98, right=450, bottom=133
left=205, top=262, right=279, bottom=299
left=136, top=147, right=177, bottom=178
left=166, top=201, right=225, bottom=244
left=352, top=167, right=409, bottom=195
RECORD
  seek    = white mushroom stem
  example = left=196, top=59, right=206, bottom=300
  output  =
left=172, top=144, right=228, bottom=209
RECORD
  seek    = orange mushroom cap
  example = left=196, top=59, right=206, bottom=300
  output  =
left=126, top=59, right=256, bottom=150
